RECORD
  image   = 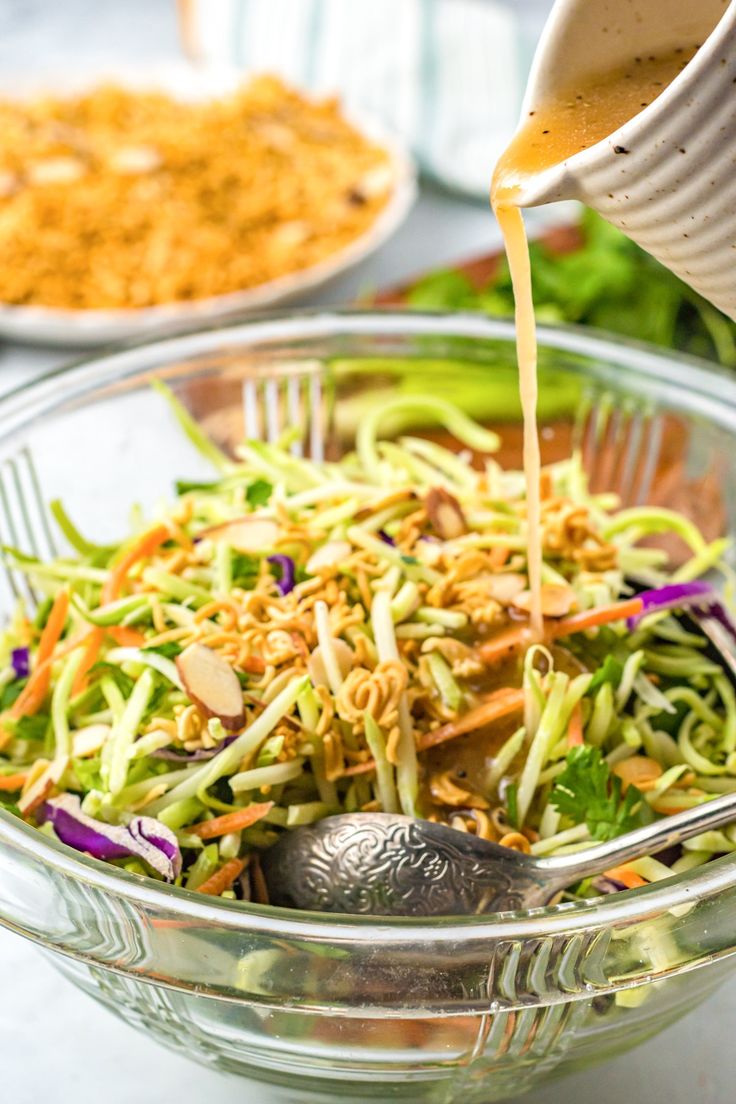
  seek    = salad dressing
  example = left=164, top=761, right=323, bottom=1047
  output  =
left=491, top=46, right=699, bottom=639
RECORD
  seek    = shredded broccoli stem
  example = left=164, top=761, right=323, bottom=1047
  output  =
left=107, top=669, right=157, bottom=795
left=364, top=713, right=399, bottom=814
left=51, top=650, right=84, bottom=762
left=0, top=386, right=732, bottom=900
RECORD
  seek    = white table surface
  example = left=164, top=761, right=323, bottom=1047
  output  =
left=1, top=3, right=734, bottom=1101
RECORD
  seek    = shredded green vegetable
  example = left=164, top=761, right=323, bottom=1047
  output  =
left=0, top=386, right=733, bottom=905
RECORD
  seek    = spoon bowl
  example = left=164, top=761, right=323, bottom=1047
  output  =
left=263, top=793, right=736, bottom=915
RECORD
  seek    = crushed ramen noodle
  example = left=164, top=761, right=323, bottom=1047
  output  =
left=0, top=388, right=732, bottom=903
left=0, top=76, right=394, bottom=310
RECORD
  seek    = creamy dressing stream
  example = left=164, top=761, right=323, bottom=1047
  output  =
left=491, top=46, right=699, bottom=638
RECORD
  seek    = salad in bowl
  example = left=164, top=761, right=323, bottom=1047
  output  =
left=0, top=378, right=732, bottom=908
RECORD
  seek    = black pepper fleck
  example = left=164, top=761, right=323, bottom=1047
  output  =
left=613, top=145, right=630, bottom=154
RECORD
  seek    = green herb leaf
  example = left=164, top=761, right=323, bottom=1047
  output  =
left=11, top=713, right=50, bottom=742
left=231, top=552, right=261, bottom=587
left=0, top=679, right=26, bottom=711
left=404, top=210, right=736, bottom=367
left=246, top=479, right=273, bottom=508
left=91, top=662, right=135, bottom=696
left=587, top=655, right=624, bottom=695
left=550, top=746, right=644, bottom=842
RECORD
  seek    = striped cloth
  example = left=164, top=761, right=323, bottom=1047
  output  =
left=181, top=0, right=553, bottom=198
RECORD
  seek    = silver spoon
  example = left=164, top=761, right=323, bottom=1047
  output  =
left=261, top=794, right=736, bottom=916
left=262, top=599, right=736, bottom=916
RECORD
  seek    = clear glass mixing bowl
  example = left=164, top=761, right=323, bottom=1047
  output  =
left=1, top=311, right=736, bottom=1103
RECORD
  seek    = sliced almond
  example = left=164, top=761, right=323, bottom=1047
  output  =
left=354, top=165, right=394, bottom=199
left=612, top=756, right=663, bottom=793
left=200, top=517, right=279, bottom=553
left=28, top=156, right=85, bottom=185
left=513, top=584, right=576, bottom=619
left=425, top=488, right=467, bottom=540
left=72, top=724, right=111, bottom=758
left=307, top=639, right=354, bottom=688
left=486, top=573, right=527, bottom=605
left=176, top=643, right=245, bottom=731
left=306, top=540, right=352, bottom=574
left=109, top=145, right=161, bottom=175
left=0, top=171, right=19, bottom=198
left=18, top=757, right=68, bottom=816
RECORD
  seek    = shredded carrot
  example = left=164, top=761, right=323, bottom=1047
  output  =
left=70, top=624, right=147, bottom=697
left=550, top=598, right=644, bottom=640
left=0, top=772, right=27, bottom=791
left=478, top=627, right=529, bottom=666
left=71, top=627, right=105, bottom=697
left=343, top=689, right=525, bottom=773
left=419, top=688, right=525, bottom=751
left=189, top=801, right=274, bottom=839
left=604, top=864, right=648, bottom=890
left=108, top=625, right=146, bottom=647
left=102, top=524, right=170, bottom=604
left=10, top=589, right=69, bottom=718
left=567, top=701, right=584, bottom=747
left=197, top=857, right=246, bottom=896
left=479, top=597, right=644, bottom=667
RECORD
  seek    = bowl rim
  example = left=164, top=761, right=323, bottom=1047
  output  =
left=2, top=306, right=736, bottom=939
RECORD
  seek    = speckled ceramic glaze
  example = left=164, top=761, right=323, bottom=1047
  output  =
left=512, top=0, right=736, bottom=319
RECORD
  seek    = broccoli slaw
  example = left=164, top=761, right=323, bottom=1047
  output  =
left=0, top=385, right=733, bottom=904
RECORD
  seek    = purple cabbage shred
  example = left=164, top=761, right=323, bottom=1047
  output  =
left=626, top=580, right=716, bottom=629
left=267, top=554, right=296, bottom=595
left=11, top=647, right=30, bottom=680
left=39, top=794, right=182, bottom=881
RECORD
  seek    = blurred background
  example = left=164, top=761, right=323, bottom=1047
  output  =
left=0, top=0, right=557, bottom=373
left=1, top=0, right=733, bottom=386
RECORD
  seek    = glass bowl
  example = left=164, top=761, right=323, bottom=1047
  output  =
left=1, top=311, right=736, bottom=1104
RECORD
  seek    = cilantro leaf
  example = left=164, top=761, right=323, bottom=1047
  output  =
left=550, top=746, right=645, bottom=842
left=404, top=210, right=736, bottom=368
left=12, top=713, right=50, bottom=742
left=587, top=655, right=623, bottom=696
left=0, top=678, right=26, bottom=711
left=246, top=480, right=273, bottom=508
left=231, top=552, right=260, bottom=587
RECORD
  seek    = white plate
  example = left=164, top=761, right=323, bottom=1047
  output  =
left=0, top=63, right=417, bottom=347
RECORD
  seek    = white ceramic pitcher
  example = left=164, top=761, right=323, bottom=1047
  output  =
left=510, top=0, right=736, bottom=319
